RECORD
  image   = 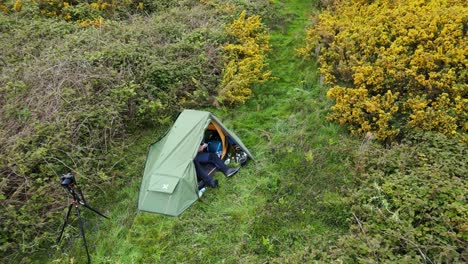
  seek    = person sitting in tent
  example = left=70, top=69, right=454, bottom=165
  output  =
left=194, top=143, right=240, bottom=188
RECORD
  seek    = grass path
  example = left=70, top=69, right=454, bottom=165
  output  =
left=58, top=0, right=355, bottom=262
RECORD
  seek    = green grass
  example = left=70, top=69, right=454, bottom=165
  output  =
left=52, top=0, right=359, bottom=262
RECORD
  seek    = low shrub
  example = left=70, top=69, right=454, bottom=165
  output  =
left=300, top=0, right=468, bottom=142
left=218, top=10, right=271, bottom=105
left=326, top=132, right=467, bottom=262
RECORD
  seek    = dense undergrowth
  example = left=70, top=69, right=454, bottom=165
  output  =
left=327, top=132, right=467, bottom=262
left=299, top=0, right=467, bottom=262
left=1, top=0, right=466, bottom=263
left=0, top=0, right=273, bottom=259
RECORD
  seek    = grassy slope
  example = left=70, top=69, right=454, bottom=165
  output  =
left=54, top=0, right=358, bottom=262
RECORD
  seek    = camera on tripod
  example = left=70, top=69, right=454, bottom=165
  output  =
left=60, top=173, right=76, bottom=188
left=57, top=172, right=108, bottom=264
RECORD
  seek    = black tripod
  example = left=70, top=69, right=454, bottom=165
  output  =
left=57, top=181, right=108, bottom=264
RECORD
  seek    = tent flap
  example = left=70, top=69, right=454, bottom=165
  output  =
left=148, top=175, right=179, bottom=194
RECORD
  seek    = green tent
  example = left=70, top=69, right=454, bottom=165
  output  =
left=138, top=109, right=253, bottom=216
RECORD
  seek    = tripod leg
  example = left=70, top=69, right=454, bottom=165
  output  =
left=77, top=188, right=87, bottom=204
left=57, top=204, right=73, bottom=243
left=76, top=206, right=91, bottom=264
left=82, top=203, right=109, bottom=219
left=75, top=188, right=108, bottom=219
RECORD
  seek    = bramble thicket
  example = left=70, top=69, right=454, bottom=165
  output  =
left=0, top=0, right=272, bottom=259
left=300, top=0, right=467, bottom=142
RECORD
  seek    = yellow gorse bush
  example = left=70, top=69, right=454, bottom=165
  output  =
left=219, top=10, right=271, bottom=105
left=13, top=0, right=22, bottom=12
left=301, top=0, right=468, bottom=142
left=0, top=0, right=9, bottom=13
left=2, top=0, right=146, bottom=26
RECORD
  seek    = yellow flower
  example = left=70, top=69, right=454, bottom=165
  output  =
left=13, top=0, right=22, bottom=12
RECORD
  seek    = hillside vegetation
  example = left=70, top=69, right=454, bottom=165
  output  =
left=1, top=0, right=467, bottom=263
left=50, top=0, right=355, bottom=262
left=299, top=0, right=467, bottom=262
left=0, top=0, right=272, bottom=259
